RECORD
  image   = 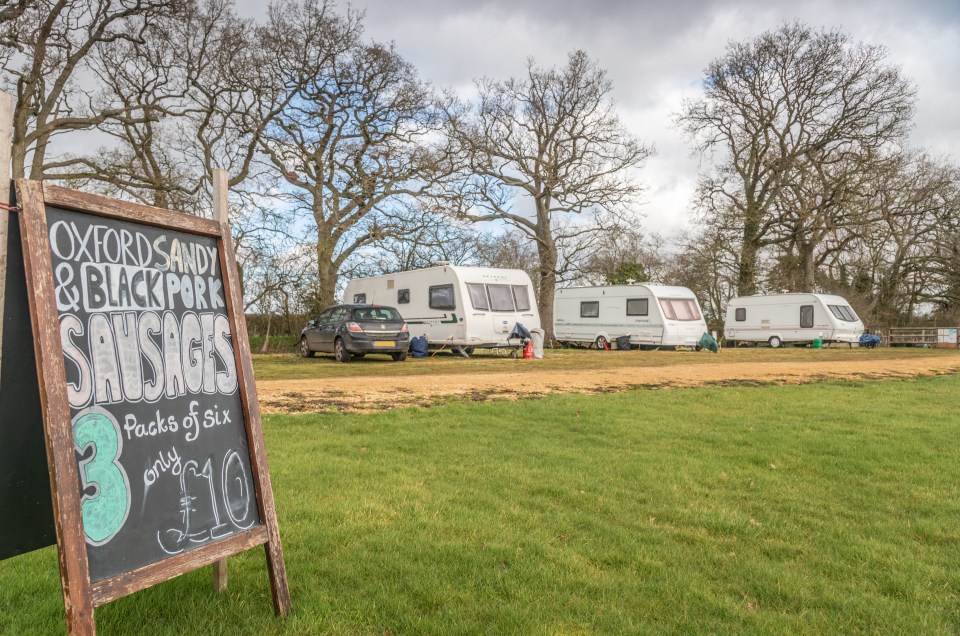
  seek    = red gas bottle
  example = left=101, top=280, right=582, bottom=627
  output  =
left=523, top=340, right=533, bottom=359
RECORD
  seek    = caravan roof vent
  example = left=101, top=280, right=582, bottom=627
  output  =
left=435, top=260, right=450, bottom=266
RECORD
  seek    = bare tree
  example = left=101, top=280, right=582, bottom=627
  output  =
left=578, top=216, right=665, bottom=285
left=0, top=1, right=33, bottom=29
left=664, top=227, right=741, bottom=331
left=46, top=0, right=288, bottom=218
left=473, top=230, right=540, bottom=285
left=342, top=203, right=482, bottom=278
left=827, top=153, right=960, bottom=324
left=1, top=0, right=180, bottom=179
left=446, top=50, right=653, bottom=340
left=256, top=0, right=455, bottom=310
left=676, top=22, right=915, bottom=295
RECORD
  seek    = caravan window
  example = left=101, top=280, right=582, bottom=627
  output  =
left=352, top=293, right=366, bottom=304
left=580, top=301, right=599, bottom=318
left=512, top=285, right=531, bottom=311
left=800, top=305, right=814, bottom=328
left=735, top=307, right=746, bottom=321
left=626, top=298, right=648, bottom=316
left=467, top=283, right=489, bottom=310
left=828, top=305, right=858, bottom=322
left=397, top=289, right=410, bottom=304
left=488, top=285, right=515, bottom=311
left=429, top=285, right=456, bottom=310
left=659, top=298, right=701, bottom=321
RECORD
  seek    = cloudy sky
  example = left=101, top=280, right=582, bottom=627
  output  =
left=240, top=0, right=960, bottom=236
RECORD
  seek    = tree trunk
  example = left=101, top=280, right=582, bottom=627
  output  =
left=260, top=310, right=272, bottom=353
left=316, top=240, right=339, bottom=310
left=738, top=211, right=761, bottom=296
left=535, top=237, right=558, bottom=343
left=800, top=240, right=816, bottom=292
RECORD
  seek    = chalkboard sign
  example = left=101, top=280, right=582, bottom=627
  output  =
left=0, top=194, right=55, bottom=560
left=14, top=180, right=289, bottom=634
left=47, top=203, right=262, bottom=580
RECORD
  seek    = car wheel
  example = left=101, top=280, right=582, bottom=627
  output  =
left=391, top=351, right=407, bottom=362
left=595, top=335, right=609, bottom=350
left=300, top=336, right=314, bottom=358
left=768, top=336, right=782, bottom=349
left=334, top=337, right=352, bottom=363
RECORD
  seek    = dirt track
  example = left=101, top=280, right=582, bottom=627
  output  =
left=256, top=352, right=960, bottom=414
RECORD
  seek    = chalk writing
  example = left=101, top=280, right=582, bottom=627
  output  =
left=73, top=409, right=131, bottom=546
left=157, top=451, right=252, bottom=555
left=45, top=206, right=261, bottom=582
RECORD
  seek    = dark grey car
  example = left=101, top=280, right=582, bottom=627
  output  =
left=300, top=304, right=409, bottom=362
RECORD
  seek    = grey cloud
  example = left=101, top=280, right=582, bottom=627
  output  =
left=236, top=0, right=960, bottom=230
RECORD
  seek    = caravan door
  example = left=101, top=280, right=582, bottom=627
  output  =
left=626, top=296, right=662, bottom=345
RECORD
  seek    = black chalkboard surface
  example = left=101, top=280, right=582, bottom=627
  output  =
left=46, top=206, right=262, bottom=581
left=0, top=199, right=55, bottom=560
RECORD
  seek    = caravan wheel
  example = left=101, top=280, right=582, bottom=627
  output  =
left=768, top=336, right=782, bottom=349
left=595, top=335, right=609, bottom=350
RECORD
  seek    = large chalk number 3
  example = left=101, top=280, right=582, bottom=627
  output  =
left=74, top=410, right=131, bottom=545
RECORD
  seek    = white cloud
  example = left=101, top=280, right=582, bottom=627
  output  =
left=237, top=0, right=960, bottom=234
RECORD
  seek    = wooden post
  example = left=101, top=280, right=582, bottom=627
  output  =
left=16, top=180, right=96, bottom=635
left=0, top=91, right=14, bottom=377
left=211, top=168, right=229, bottom=595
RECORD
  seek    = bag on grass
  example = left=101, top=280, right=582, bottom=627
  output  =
left=859, top=333, right=882, bottom=349
left=410, top=336, right=429, bottom=358
left=697, top=332, right=719, bottom=353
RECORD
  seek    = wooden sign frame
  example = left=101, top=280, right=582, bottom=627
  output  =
left=14, top=179, right=290, bottom=634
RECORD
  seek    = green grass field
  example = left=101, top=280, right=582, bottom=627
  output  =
left=2, top=374, right=959, bottom=634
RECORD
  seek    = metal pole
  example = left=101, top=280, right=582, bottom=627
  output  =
left=0, top=91, right=15, bottom=374
left=211, top=168, right=229, bottom=594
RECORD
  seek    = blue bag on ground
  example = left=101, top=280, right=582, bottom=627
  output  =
left=410, top=336, right=429, bottom=358
left=859, top=333, right=882, bottom=348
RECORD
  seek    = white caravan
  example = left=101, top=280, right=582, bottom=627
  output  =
left=554, top=284, right=708, bottom=349
left=343, top=265, right=540, bottom=351
left=723, top=293, right=864, bottom=347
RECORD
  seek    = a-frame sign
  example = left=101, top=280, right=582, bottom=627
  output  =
left=3, top=179, right=290, bottom=634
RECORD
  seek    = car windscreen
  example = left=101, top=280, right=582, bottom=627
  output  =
left=352, top=307, right=403, bottom=322
left=659, top=298, right=702, bottom=321
left=828, top=305, right=858, bottom=322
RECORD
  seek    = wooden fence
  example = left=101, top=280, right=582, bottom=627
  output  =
left=866, top=326, right=959, bottom=348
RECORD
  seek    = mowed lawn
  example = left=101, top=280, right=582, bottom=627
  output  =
left=3, top=375, right=960, bottom=634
